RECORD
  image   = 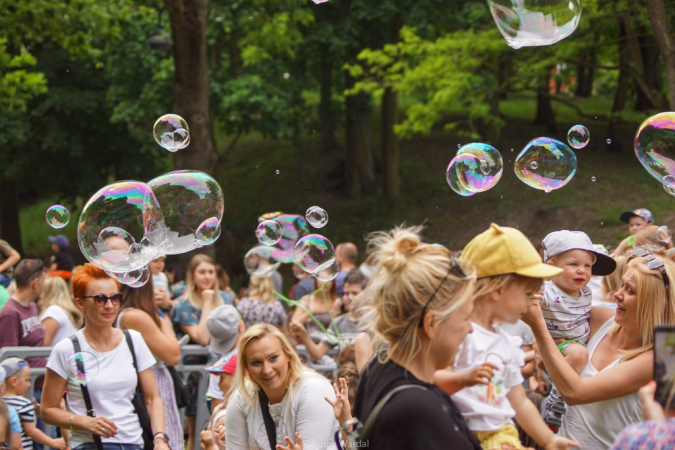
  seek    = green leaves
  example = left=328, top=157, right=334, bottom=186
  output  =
left=0, top=40, right=47, bottom=111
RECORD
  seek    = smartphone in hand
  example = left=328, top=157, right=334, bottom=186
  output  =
left=653, top=325, right=675, bottom=408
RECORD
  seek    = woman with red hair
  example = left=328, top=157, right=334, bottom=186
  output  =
left=41, top=264, right=170, bottom=450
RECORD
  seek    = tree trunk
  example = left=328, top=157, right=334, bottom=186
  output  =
left=534, top=67, right=556, bottom=133
left=575, top=49, right=595, bottom=97
left=625, top=18, right=663, bottom=111
left=645, top=0, right=675, bottom=110
left=344, top=73, right=375, bottom=197
left=319, top=49, right=337, bottom=153
left=381, top=87, right=399, bottom=201
left=0, top=178, right=23, bottom=255
left=612, top=22, right=630, bottom=113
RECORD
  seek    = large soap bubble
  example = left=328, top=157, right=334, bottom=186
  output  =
left=634, top=112, right=675, bottom=186
left=446, top=155, right=477, bottom=197
left=294, top=234, right=336, bottom=274
left=153, top=114, right=190, bottom=152
left=456, top=143, right=503, bottom=192
left=78, top=181, right=165, bottom=272
left=488, top=0, right=582, bottom=49
left=148, top=170, right=224, bottom=255
left=514, top=138, right=577, bottom=192
left=258, top=213, right=309, bottom=263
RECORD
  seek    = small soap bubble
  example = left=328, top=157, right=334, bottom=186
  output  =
left=66, top=352, right=100, bottom=385
left=306, top=206, right=329, bottom=229
left=314, top=259, right=340, bottom=281
left=567, top=125, right=590, bottom=149
left=311, top=0, right=329, bottom=4
left=46, top=205, right=70, bottom=229
left=107, top=266, right=143, bottom=285
left=457, top=144, right=461, bottom=148
left=591, top=176, right=596, bottom=182
left=664, top=183, right=675, bottom=197
left=256, top=220, right=282, bottom=246
left=606, top=139, right=612, bottom=144
left=657, top=226, right=672, bottom=243
left=126, top=266, right=151, bottom=288
left=487, top=0, right=581, bottom=49
left=283, top=73, right=290, bottom=79
left=257, top=213, right=309, bottom=263
left=455, top=143, right=504, bottom=193
left=244, top=246, right=281, bottom=277
left=294, top=234, right=335, bottom=274
left=664, top=175, right=675, bottom=188
left=153, top=114, right=190, bottom=152
left=514, top=137, right=578, bottom=192
left=98, top=227, right=136, bottom=264
left=276, top=170, right=280, bottom=174
left=446, top=155, right=476, bottom=197
left=195, top=217, right=220, bottom=247
left=635, top=112, right=675, bottom=186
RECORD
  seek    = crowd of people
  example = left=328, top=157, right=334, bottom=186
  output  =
left=0, top=207, right=674, bottom=450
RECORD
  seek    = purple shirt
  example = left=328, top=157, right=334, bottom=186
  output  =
left=0, top=298, right=47, bottom=367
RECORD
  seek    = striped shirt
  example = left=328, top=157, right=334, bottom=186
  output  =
left=541, top=280, right=592, bottom=344
left=3, top=395, right=34, bottom=450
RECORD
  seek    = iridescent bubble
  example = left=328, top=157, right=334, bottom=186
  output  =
left=446, top=155, right=477, bottom=197
left=456, top=143, right=504, bottom=193
left=46, top=205, right=70, bottom=229
left=66, top=352, right=100, bottom=385
left=488, top=0, right=582, bottom=49
left=78, top=182, right=165, bottom=272
left=257, top=213, right=309, bottom=263
left=664, top=175, right=675, bottom=188
left=664, top=184, right=675, bottom=197
left=153, top=114, right=190, bottom=152
left=106, top=265, right=146, bottom=285
left=126, top=266, right=151, bottom=288
left=657, top=226, right=672, bottom=243
left=314, top=259, right=340, bottom=281
left=306, top=206, right=329, bottom=228
left=244, top=246, right=281, bottom=278
left=148, top=171, right=224, bottom=255
left=256, top=220, right=282, bottom=246
left=636, top=113, right=675, bottom=186
left=567, top=125, right=590, bottom=149
left=514, top=137, right=577, bottom=192
left=294, top=234, right=335, bottom=274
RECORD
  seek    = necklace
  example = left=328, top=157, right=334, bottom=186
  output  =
left=84, top=332, right=115, bottom=359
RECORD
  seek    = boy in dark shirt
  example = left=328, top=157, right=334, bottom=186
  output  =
left=47, top=235, right=74, bottom=273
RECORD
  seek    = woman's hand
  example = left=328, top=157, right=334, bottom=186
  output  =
left=83, top=416, right=118, bottom=438
left=200, top=430, right=214, bottom=448
left=202, top=289, right=216, bottom=303
left=325, top=377, right=352, bottom=426
left=462, top=363, right=498, bottom=387
left=290, top=321, right=309, bottom=341
left=155, top=289, right=172, bottom=310
left=543, top=436, right=579, bottom=450
left=154, top=438, right=170, bottom=450
left=521, top=291, right=545, bottom=328
left=276, top=433, right=303, bottom=450
left=213, top=422, right=226, bottom=443
left=639, top=380, right=666, bottom=421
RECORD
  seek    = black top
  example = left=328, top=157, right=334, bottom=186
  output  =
left=353, top=357, right=481, bottom=450
left=53, top=250, right=75, bottom=271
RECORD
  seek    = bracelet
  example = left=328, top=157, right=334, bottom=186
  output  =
left=69, top=415, right=75, bottom=430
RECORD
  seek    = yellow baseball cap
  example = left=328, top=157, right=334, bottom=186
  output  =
left=462, top=224, right=562, bottom=279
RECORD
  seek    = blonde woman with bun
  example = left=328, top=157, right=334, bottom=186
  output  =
left=225, top=324, right=338, bottom=450
left=350, top=226, right=481, bottom=450
left=40, top=276, right=83, bottom=346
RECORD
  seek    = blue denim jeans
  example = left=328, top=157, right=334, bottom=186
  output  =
left=74, top=444, right=143, bottom=450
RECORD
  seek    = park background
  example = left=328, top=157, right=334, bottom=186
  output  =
left=1, top=0, right=675, bottom=285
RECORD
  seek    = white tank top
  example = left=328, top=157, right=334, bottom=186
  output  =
left=558, top=317, right=641, bottom=449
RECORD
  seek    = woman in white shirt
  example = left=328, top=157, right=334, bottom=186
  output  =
left=40, top=276, right=83, bottom=346
left=40, top=264, right=170, bottom=450
left=226, top=324, right=338, bottom=450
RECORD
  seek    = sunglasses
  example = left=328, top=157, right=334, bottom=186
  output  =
left=418, top=254, right=467, bottom=328
left=26, top=260, right=45, bottom=282
left=82, top=293, right=123, bottom=307
left=630, top=247, right=670, bottom=297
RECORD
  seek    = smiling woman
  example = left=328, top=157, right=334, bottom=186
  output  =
left=225, top=324, right=338, bottom=450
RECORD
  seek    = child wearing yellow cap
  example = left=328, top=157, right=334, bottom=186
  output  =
left=434, top=224, right=578, bottom=450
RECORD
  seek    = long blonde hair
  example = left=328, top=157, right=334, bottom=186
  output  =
left=230, top=324, right=317, bottom=404
left=612, top=249, right=675, bottom=360
left=42, top=276, right=83, bottom=328
left=184, top=254, right=222, bottom=310
left=361, top=226, right=476, bottom=366
left=602, top=256, right=628, bottom=303
left=248, top=276, right=276, bottom=303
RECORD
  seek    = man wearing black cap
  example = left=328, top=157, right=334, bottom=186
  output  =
left=47, top=235, right=74, bottom=273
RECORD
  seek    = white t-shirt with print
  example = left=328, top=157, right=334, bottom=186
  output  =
left=541, top=280, right=592, bottom=343
left=41, top=305, right=79, bottom=345
left=451, top=323, right=525, bottom=432
left=47, top=329, right=156, bottom=449
left=225, top=370, right=338, bottom=450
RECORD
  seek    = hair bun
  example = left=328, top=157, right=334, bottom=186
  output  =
left=372, top=227, right=423, bottom=275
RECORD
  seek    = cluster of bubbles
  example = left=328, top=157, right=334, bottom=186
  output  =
left=46, top=205, right=70, bottom=229
left=657, top=226, right=672, bottom=244
left=487, top=0, right=582, bottom=49
left=306, top=206, right=329, bottom=228
left=446, top=143, right=503, bottom=196
left=153, top=114, right=190, bottom=152
left=567, top=125, right=590, bottom=149
left=514, top=137, right=577, bottom=192
left=66, top=352, right=99, bottom=385
left=634, top=112, right=675, bottom=194
left=77, top=170, right=224, bottom=288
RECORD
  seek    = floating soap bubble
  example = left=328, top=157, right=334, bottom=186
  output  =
left=567, top=125, right=590, bottom=149
left=314, top=259, right=340, bottom=282
left=606, top=139, right=612, bottom=144
left=514, top=137, right=577, bottom=192
left=106, top=265, right=143, bottom=285
left=456, top=143, right=504, bottom=193
left=488, top=0, right=582, bottom=49
left=78, top=182, right=165, bottom=272
left=153, top=114, right=190, bottom=152
left=46, top=205, right=70, bottom=229
left=257, top=213, right=309, bottom=263
left=657, top=226, right=672, bottom=243
left=664, top=184, right=675, bottom=197
left=127, top=266, right=151, bottom=288
left=148, top=171, right=224, bottom=255
left=256, top=220, right=282, bottom=246
left=294, top=234, right=335, bottom=274
left=66, top=352, right=100, bottom=385
left=636, top=113, right=675, bottom=186
left=244, top=246, right=281, bottom=278
left=446, top=155, right=476, bottom=197
left=591, top=176, right=596, bottom=182
left=306, top=206, right=329, bottom=228
left=311, top=0, right=328, bottom=4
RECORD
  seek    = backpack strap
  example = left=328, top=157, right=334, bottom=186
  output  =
left=359, top=384, right=427, bottom=441
left=258, top=389, right=277, bottom=450
left=70, top=335, right=104, bottom=450
left=123, top=330, right=141, bottom=388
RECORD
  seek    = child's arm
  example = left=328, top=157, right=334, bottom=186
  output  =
left=521, top=345, right=536, bottom=379
left=507, top=385, right=578, bottom=450
left=289, top=320, right=330, bottom=361
left=22, top=420, right=67, bottom=449
left=433, top=363, right=497, bottom=396
left=10, top=432, right=22, bottom=450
